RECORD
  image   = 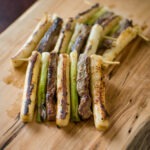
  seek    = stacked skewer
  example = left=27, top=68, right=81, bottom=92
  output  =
left=11, top=3, right=148, bottom=131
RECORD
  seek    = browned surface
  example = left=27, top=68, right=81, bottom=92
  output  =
left=23, top=52, right=38, bottom=115
left=0, top=0, right=150, bottom=149
left=60, top=54, right=68, bottom=119
left=77, top=54, right=92, bottom=119
left=38, top=17, right=63, bottom=53
left=46, top=53, right=58, bottom=121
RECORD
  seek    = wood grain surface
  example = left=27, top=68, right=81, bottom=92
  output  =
left=0, top=0, right=150, bottom=149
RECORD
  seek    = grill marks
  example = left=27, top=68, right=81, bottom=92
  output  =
left=56, top=54, right=70, bottom=126
left=18, top=4, right=136, bottom=126
left=38, top=17, right=63, bottom=53
left=46, top=53, right=58, bottom=121
left=90, top=55, right=109, bottom=130
left=24, top=53, right=38, bottom=115
left=77, top=54, right=92, bottom=119
left=20, top=51, right=41, bottom=122
left=99, top=74, right=109, bottom=120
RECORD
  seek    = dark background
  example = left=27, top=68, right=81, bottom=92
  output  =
left=0, top=0, right=36, bottom=33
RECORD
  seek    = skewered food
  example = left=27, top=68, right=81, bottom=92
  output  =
left=100, top=19, right=138, bottom=68
left=14, top=3, right=148, bottom=130
left=77, top=12, right=120, bottom=119
left=77, top=24, right=102, bottom=120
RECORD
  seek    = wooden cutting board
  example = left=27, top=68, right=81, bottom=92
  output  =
left=0, top=0, right=150, bottom=149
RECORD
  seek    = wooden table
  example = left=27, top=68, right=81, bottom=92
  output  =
left=0, top=0, right=150, bottom=149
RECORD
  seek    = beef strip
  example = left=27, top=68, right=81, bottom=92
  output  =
left=77, top=54, right=92, bottom=119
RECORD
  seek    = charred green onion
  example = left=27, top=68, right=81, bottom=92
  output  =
left=37, top=52, right=49, bottom=122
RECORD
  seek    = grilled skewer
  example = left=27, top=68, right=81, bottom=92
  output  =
left=77, top=12, right=120, bottom=120
left=45, top=17, right=73, bottom=121
left=20, top=51, right=41, bottom=122
left=18, top=3, right=147, bottom=130
left=45, top=18, right=72, bottom=121
left=46, top=6, right=109, bottom=122
left=101, top=19, right=138, bottom=68
left=46, top=6, right=102, bottom=121
left=11, top=15, right=51, bottom=67
left=77, top=24, right=102, bottom=120
left=51, top=7, right=101, bottom=120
